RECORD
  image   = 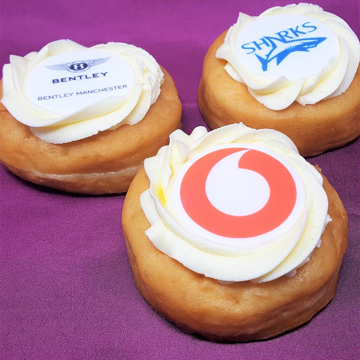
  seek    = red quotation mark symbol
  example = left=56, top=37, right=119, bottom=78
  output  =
left=179, top=148, right=297, bottom=238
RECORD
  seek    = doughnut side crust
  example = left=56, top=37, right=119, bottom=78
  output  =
left=198, top=31, right=360, bottom=157
left=122, top=166, right=348, bottom=342
left=0, top=68, right=182, bottom=194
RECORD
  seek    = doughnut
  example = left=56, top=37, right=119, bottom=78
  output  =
left=0, top=41, right=182, bottom=194
left=122, top=124, right=348, bottom=341
left=198, top=4, right=360, bottom=157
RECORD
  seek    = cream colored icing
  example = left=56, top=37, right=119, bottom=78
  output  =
left=216, top=3, right=360, bottom=110
left=140, top=124, right=330, bottom=283
left=1, top=40, right=164, bottom=143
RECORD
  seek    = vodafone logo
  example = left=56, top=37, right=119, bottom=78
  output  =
left=171, top=144, right=306, bottom=248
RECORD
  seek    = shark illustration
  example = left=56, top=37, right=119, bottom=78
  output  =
left=254, top=37, right=326, bottom=72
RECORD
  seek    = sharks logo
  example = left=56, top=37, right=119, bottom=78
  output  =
left=46, top=58, right=110, bottom=73
left=254, top=37, right=326, bottom=71
left=237, top=18, right=337, bottom=76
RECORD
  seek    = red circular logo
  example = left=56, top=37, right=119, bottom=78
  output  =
left=171, top=144, right=305, bottom=247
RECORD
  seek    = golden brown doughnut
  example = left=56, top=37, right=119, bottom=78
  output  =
left=198, top=31, right=360, bottom=157
left=122, top=166, right=348, bottom=342
left=0, top=68, right=182, bottom=194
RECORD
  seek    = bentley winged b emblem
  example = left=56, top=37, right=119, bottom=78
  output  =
left=46, top=57, right=110, bottom=73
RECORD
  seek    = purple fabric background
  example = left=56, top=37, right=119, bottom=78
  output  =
left=0, top=0, right=359, bottom=359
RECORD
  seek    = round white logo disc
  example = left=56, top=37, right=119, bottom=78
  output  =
left=235, top=14, right=339, bottom=80
left=171, top=144, right=306, bottom=249
left=25, top=50, right=134, bottom=115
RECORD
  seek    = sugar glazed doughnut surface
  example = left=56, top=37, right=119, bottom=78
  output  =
left=122, top=125, right=348, bottom=341
left=0, top=41, right=181, bottom=194
left=198, top=4, right=360, bottom=157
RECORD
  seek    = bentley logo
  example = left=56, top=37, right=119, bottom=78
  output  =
left=46, top=58, right=110, bottom=73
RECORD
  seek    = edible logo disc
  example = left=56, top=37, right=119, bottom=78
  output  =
left=235, top=14, right=339, bottom=80
left=171, top=144, right=306, bottom=248
left=25, top=50, right=134, bottom=115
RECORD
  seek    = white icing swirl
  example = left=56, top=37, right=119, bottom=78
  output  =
left=141, top=124, right=330, bottom=283
left=1, top=40, right=164, bottom=143
left=216, top=3, right=360, bottom=110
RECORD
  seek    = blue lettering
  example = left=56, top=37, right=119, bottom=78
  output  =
left=289, top=25, right=307, bottom=37
left=252, top=38, right=270, bottom=51
left=264, top=35, right=287, bottom=44
left=275, top=30, right=294, bottom=41
left=241, top=43, right=256, bottom=54
left=302, top=22, right=317, bottom=33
